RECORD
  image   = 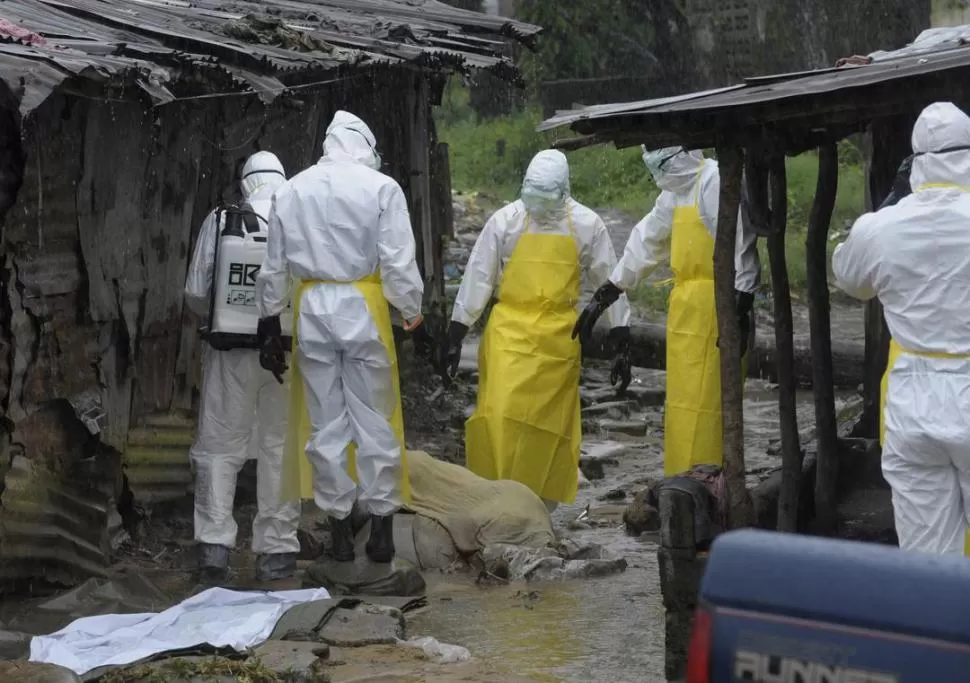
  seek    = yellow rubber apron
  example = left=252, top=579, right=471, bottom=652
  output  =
left=879, top=338, right=902, bottom=447
left=465, top=213, right=582, bottom=504
left=881, top=340, right=970, bottom=555
left=664, top=170, right=724, bottom=477
left=280, top=273, right=410, bottom=505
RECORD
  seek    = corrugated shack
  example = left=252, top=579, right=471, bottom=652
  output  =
left=0, top=0, right=538, bottom=592
left=541, top=25, right=970, bottom=681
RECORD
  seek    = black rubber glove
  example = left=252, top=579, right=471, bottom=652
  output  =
left=572, top=281, right=623, bottom=344
left=410, top=320, right=435, bottom=363
left=438, top=321, right=468, bottom=380
left=876, top=154, right=916, bottom=211
left=257, top=315, right=287, bottom=385
left=608, top=326, right=632, bottom=394
left=736, top=291, right=755, bottom=359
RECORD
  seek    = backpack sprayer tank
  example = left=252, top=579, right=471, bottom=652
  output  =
left=206, top=203, right=293, bottom=351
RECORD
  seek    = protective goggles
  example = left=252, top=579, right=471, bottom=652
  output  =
left=521, top=186, right=565, bottom=213
left=643, top=147, right=686, bottom=176
left=241, top=168, right=284, bottom=181
left=347, top=126, right=382, bottom=169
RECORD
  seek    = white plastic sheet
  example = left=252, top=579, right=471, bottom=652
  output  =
left=29, top=587, right=329, bottom=675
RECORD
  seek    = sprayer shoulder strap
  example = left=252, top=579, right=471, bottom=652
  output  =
left=240, top=201, right=261, bottom=234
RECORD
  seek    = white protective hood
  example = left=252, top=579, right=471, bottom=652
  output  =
left=643, top=146, right=705, bottom=196
left=322, top=110, right=381, bottom=170
left=520, top=149, right=571, bottom=219
left=240, top=151, right=285, bottom=199
left=909, top=102, right=970, bottom=193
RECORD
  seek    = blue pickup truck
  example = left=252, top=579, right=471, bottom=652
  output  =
left=687, top=529, right=970, bottom=682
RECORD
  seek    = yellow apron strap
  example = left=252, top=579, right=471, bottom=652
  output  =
left=913, top=182, right=970, bottom=193
left=898, top=345, right=970, bottom=360
left=691, top=161, right=704, bottom=205
left=281, top=273, right=410, bottom=505
left=282, top=281, right=310, bottom=502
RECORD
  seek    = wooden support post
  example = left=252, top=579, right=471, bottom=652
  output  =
left=765, top=155, right=802, bottom=533
left=807, top=143, right=841, bottom=535
left=658, top=488, right=702, bottom=682
left=429, top=142, right=451, bottom=301
left=713, top=144, right=753, bottom=528
left=407, top=72, right=437, bottom=302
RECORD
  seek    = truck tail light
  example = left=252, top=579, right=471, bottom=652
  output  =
left=686, top=606, right=712, bottom=683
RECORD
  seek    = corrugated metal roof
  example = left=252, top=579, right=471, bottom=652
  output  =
left=124, top=413, right=196, bottom=507
left=0, top=0, right=540, bottom=115
left=539, top=27, right=970, bottom=151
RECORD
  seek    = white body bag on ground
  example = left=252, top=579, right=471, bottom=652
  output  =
left=29, top=587, right=329, bottom=676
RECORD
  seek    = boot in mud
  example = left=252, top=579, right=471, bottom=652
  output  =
left=365, top=514, right=395, bottom=563
left=329, top=515, right=356, bottom=562
left=196, top=543, right=231, bottom=586
left=255, top=552, right=298, bottom=582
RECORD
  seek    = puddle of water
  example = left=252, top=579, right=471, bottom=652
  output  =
left=407, top=364, right=857, bottom=683
left=407, top=434, right=669, bottom=683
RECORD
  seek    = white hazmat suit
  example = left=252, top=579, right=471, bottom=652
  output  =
left=256, top=111, right=424, bottom=524
left=454, top=150, right=631, bottom=511
left=453, top=154, right=632, bottom=331
left=607, top=148, right=760, bottom=477
left=833, top=101, right=970, bottom=556
left=185, top=151, right=300, bottom=576
left=611, top=148, right=761, bottom=294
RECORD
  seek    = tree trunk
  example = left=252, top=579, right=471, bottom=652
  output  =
left=807, top=143, right=840, bottom=535
left=766, top=156, right=801, bottom=533
left=714, top=144, right=753, bottom=528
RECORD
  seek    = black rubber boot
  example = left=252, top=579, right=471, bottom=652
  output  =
left=255, top=553, right=298, bottom=582
left=329, top=515, right=355, bottom=562
left=196, top=543, right=231, bottom=587
left=365, top=514, right=395, bottom=563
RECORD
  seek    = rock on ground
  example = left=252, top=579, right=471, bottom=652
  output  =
left=0, top=662, right=81, bottom=683
left=317, top=604, right=406, bottom=647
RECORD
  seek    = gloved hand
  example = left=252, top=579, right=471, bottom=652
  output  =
left=403, top=314, right=424, bottom=332
left=608, top=326, right=632, bottom=394
left=410, top=319, right=435, bottom=363
left=572, top=281, right=623, bottom=344
left=876, top=154, right=916, bottom=211
left=736, top=290, right=755, bottom=359
left=438, top=321, right=468, bottom=381
left=257, top=315, right=287, bottom=385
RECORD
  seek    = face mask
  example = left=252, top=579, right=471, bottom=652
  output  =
left=643, top=147, right=684, bottom=178
left=522, top=190, right=564, bottom=216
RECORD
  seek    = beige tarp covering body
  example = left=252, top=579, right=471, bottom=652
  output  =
left=403, top=450, right=555, bottom=564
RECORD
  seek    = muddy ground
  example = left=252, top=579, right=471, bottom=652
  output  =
left=3, top=195, right=892, bottom=682
left=84, top=350, right=877, bottom=682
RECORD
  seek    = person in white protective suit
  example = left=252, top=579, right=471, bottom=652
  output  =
left=255, top=111, right=424, bottom=564
left=833, top=101, right=970, bottom=556
left=184, top=151, right=300, bottom=584
left=440, top=150, right=632, bottom=513
left=574, top=147, right=761, bottom=477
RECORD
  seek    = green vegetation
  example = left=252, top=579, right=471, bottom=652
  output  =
left=438, top=83, right=656, bottom=217
left=96, top=656, right=309, bottom=683
left=436, top=83, right=867, bottom=313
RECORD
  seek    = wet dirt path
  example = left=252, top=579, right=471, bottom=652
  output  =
left=399, top=355, right=857, bottom=683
